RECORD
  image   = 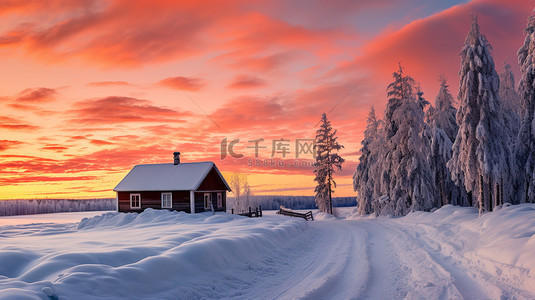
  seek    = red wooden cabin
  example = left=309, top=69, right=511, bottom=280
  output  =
left=113, top=153, right=231, bottom=213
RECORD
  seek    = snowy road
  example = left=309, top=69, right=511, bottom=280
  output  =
left=240, top=217, right=535, bottom=300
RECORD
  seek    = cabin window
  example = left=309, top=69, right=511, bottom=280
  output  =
left=217, top=193, right=222, bottom=208
left=130, top=193, right=141, bottom=209
left=161, top=192, right=172, bottom=209
left=204, top=193, right=211, bottom=209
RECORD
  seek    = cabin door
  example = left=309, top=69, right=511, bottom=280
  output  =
left=203, top=193, right=211, bottom=209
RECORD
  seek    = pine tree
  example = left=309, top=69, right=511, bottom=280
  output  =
left=378, top=65, right=436, bottom=216
left=515, top=11, right=535, bottom=204
left=428, top=75, right=459, bottom=142
left=353, top=106, right=383, bottom=215
left=448, top=17, right=512, bottom=214
left=313, top=113, right=345, bottom=214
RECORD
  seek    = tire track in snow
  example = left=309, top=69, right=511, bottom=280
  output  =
left=376, top=220, right=480, bottom=299
left=356, top=220, right=411, bottom=299
left=258, top=222, right=368, bottom=300
left=297, top=222, right=369, bottom=300
left=391, top=220, right=535, bottom=300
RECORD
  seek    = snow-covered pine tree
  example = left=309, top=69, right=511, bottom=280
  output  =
left=314, top=113, right=345, bottom=214
left=515, top=11, right=535, bottom=204
left=353, top=106, right=383, bottom=215
left=377, top=64, right=436, bottom=216
left=428, top=75, right=459, bottom=142
left=384, top=63, right=416, bottom=139
left=448, top=17, right=513, bottom=214
left=499, top=61, right=522, bottom=115
left=499, top=61, right=521, bottom=137
left=427, top=75, right=467, bottom=206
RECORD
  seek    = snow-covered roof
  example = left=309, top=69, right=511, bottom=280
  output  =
left=113, top=162, right=230, bottom=192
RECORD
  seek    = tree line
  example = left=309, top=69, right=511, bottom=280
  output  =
left=351, top=13, right=535, bottom=216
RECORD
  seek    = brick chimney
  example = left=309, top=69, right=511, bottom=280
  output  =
left=173, top=152, right=181, bottom=165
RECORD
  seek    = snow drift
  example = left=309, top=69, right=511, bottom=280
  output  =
left=0, top=209, right=308, bottom=299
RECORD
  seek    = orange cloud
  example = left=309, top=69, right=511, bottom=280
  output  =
left=41, top=145, right=69, bottom=152
left=0, top=175, right=99, bottom=185
left=0, top=140, right=25, bottom=151
left=0, top=116, right=39, bottom=130
left=89, top=139, right=114, bottom=146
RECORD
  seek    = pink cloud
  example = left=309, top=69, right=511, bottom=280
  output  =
left=70, top=96, right=192, bottom=125
left=158, top=76, right=204, bottom=91
left=332, top=0, right=531, bottom=106
left=16, top=87, right=58, bottom=102
left=87, top=81, right=131, bottom=87
left=0, top=116, right=39, bottom=130
left=227, top=75, right=268, bottom=89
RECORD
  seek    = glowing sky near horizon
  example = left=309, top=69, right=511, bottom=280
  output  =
left=0, top=0, right=531, bottom=199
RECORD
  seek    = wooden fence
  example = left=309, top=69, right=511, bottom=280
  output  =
left=276, top=206, right=314, bottom=221
left=231, top=206, right=263, bottom=218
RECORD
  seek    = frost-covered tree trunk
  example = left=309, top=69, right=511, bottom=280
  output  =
left=353, top=106, right=383, bottom=215
left=515, top=11, right=535, bottom=204
left=378, top=65, right=436, bottom=216
left=448, top=17, right=513, bottom=213
left=314, top=113, right=345, bottom=214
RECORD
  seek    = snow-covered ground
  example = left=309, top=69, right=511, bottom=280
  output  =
left=0, top=205, right=534, bottom=299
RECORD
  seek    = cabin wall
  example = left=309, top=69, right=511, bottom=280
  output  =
left=117, top=191, right=190, bottom=213
left=194, top=191, right=226, bottom=212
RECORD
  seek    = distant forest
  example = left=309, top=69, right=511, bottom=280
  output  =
left=228, top=195, right=356, bottom=211
left=0, top=199, right=116, bottom=216
left=0, top=196, right=356, bottom=217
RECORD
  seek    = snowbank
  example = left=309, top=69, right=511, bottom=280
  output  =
left=401, top=204, right=535, bottom=292
left=0, top=209, right=308, bottom=299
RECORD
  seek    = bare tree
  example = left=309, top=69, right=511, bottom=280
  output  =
left=230, top=173, right=251, bottom=212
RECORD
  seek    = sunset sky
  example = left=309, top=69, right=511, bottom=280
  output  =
left=0, top=0, right=531, bottom=200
